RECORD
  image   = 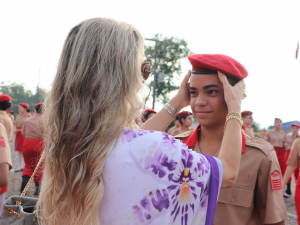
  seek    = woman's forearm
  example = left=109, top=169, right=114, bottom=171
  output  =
left=140, top=95, right=183, bottom=132
left=218, top=116, right=242, bottom=189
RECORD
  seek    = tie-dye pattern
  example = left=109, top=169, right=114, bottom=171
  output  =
left=98, top=128, right=222, bottom=225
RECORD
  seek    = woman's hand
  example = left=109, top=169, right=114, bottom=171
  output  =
left=218, top=71, right=245, bottom=113
left=170, top=70, right=191, bottom=111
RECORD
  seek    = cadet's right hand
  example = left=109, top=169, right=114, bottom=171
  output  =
left=218, top=71, right=245, bottom=113
left=172, top=70, right=191, bottom=110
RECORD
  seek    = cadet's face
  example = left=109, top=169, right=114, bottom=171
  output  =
left=18, top=106, right=25, bottom=113
left=274, top=120, right=282, bottom=129
left=189, top=74, right=227, bottom=127
left=291, top=126, right=299, bottom=133
left=182, top=115, right=193, bottom=127
left=243, top=115, right=253, bottom=125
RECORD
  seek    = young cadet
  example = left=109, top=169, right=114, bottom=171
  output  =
left=265, top=118, right=287, bottom=176
left=283, top=137, right=300, bottom=224
left=21, top=103, right=45, bottom=196
left=174, top=54, right=287, bottom=224
left=284, top=123, right=300, bottom=195
left=241, top=110, right=254, bottom=137
left=0, top=94, right=14, bottom=141
left=141, top=108, right=156, bottom=123
left=170, top=111, right=193, bottom=136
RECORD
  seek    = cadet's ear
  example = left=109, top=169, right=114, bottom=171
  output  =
left=226, top=75, right=240, bottom=86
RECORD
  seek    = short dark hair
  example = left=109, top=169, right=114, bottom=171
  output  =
left=0, top=102, right=12, bottom=111
left=179, top=114, right=192, bottom=125
left=226, top=75, right=240, bottom=86
left=35, top=105, right=44, bottom=114
left=175, top=115, right=180, bottom=121
left=26, top=108, right=30, bottom=113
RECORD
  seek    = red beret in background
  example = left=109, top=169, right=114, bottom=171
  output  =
left=241, top=111, right=253, bottom=117
left=0, top=94, right=12, bottom=102
left=188, top=54, right=248, bottom=80
left=178, top=111, right=193, bottom=117
left=9, top=110, right=14, bottom=114
left=291, top=123, right=300, bottom=128
left=143, top=109, right=157, bottom=116
left=19, top=103, right=29, bottom=108
left=35, top=103, right=44, bottom=107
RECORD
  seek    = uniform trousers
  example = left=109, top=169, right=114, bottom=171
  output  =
left=285, top=150, right=299, bottom=183
left=21, top=139, right=44, bottom=183
left=274, top=147, right=286, bottom=174
left=295, top=176, right=300, bottom=224
left=14, top=127, right=25, bottom=151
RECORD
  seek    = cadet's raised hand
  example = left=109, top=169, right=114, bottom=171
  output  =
left=218, top=71, right=245, bottom=113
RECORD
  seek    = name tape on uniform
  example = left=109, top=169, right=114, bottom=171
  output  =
left=270, top=170, right=282, bottom=191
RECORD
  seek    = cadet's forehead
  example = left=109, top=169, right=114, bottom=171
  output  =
left=190, top=74, right=222, bottom=87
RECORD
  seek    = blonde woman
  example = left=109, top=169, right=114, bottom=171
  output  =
left=37, top=18, right=244, bottom=225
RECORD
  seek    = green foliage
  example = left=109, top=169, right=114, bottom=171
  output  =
left=144, top=34, right=192, bottom=106
left=251, top=121, right=260, bottom=133
left=0, top=82, right=48, bottom=113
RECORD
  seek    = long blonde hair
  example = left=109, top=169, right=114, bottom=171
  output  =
left=37, top=18, right=144, bottom=225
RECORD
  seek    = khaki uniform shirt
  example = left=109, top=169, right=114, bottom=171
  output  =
left=0, top=123, right=12, bottom=170
left=0, top=111, right=14, bottom=140
left=265, top=129, right=287, bottom=148
left=242, top=125, right=254, bottom=138
left=9, top=114, right=14, bottom=124
left=286, top=138, right=300, bottom=170
left=21, top=114, right=44, bottom=139
left=286, top=133, right=299, bottom=150
left=176, top=130, right=288, bottom=225
left=15, top=113, right=31, bottom=128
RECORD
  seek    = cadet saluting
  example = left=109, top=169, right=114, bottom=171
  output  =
left=175, top=54, right=287, bottom=225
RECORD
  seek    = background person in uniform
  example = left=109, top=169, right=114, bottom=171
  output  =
left=241, top=110, right=254, bottom=137
left=14, top=103, right=31, bottom=172
left=171, top=54, right=287, bottom=225
left=36, top=18, right=245, bottom=225
left=167, top=115, right=180, bottom=135
left=170, top=111, right=193, bottom=136
left=259, top=129, right=267, bottom=139
left=265, top=118, right=287, bottom=178
left=0, top=94, right=14, bottom=141
left=0, top=123, right=12, bottom=216
left=284, top=123, right=300, bottom=196
left=283, top=137, right=300, bottom=224
left=8, top=110, right=14, bottom=123
left=141, top=108, right=156, bottom=123
left=20, top=103, right=45, bottom=196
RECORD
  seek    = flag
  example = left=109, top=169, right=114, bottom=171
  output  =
left=296, top=41, right=299, bottom=59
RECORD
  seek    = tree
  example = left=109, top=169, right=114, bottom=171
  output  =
left=0, top=81, right=48, bottom=113
left=251, top=121, right=260, bottom=133
left=144, top=34, right=192, bottom=108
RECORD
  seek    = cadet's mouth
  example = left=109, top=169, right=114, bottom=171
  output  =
left=194, top=111, right=212, bottom=116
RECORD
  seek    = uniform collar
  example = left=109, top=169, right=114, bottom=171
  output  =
left=242, top=125, right=252, bottom=130
left=184, top=124, right=246, bottom=153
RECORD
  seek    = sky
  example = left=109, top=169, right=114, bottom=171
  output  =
left=1, top=0, right=300, bottom=128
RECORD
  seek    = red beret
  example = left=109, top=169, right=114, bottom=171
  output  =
left=291, top=123, right=300, bottom=128
left=188, top=54, right=248, bottom=80
left=19, top=103, right=29, bottom=108
left=241, top=111, right=253, bottom=117
left=178, top=111, right=193, bottom=117
left=9, top=110, right=14, bottom=114
left=0, top=94, right=12, bottom=102
left=143, top=109, right=156, bottom=116
left=35, top=103, right=44, bottom=107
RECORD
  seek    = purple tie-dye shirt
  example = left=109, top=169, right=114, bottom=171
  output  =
left=98, top=128, right=223, bottom=225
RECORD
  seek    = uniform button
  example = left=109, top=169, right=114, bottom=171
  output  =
left=230, top=197, right=236, bottom=203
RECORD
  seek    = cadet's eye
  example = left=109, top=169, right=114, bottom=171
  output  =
left=190, top=91, right=197, bottom=96
left=208, top=90, right=218, bottom=94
